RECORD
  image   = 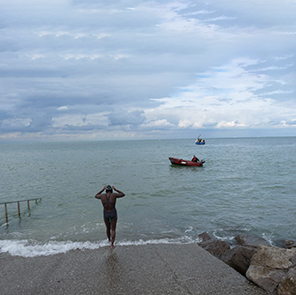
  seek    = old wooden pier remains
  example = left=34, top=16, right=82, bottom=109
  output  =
left=0, top=198, right=42, bottom=224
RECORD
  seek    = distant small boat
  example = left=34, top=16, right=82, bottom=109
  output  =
left=169, top=157, right=205, bottom=167
left=195, top=134, right=205, bottom=145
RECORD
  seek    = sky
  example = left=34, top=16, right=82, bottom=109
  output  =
left=0, top=0, right=296, bottom=141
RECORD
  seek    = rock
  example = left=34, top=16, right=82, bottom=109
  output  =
left=221, top=246, right=257, bottom=275
left=246, top=245, right=296, bottom=294
left=277, top=267, right=296, bottom=295
left=198, top=237, right=230, bottom=258
left=285, top=240, right=296, bottom=249
left=247, top=265, right=285, bottom=293
left=235, top=234, right=269, bottom=248
left=198, top=232, right=212, bottom=242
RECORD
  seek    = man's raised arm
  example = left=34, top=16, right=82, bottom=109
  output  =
left=95, top=186, right=106, bottom=199
left=112, top=186, right=125, bottom=198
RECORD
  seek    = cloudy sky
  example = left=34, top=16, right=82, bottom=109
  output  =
left=1, top=0, right=295, bottom=141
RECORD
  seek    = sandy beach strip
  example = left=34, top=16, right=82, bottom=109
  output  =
left=0, top=243, right=267, bottom=295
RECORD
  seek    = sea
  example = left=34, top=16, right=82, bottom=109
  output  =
left=0, top=137, right=295, bottom=257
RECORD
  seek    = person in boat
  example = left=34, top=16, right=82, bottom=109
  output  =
left=95, top=185, right=125, bottom=249
left=191, top=155, right=199, bottom=162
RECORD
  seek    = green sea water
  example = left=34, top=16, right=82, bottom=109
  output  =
left=0, top=137, right=295, bottom=256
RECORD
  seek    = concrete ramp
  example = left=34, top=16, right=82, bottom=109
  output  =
left=0, top=243, right=266, bottom=294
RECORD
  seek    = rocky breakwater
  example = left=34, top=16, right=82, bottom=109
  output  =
left=198, top=232, right=296, bottom=294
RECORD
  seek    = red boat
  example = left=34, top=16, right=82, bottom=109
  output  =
left=169, top=157, right=205, bottom=167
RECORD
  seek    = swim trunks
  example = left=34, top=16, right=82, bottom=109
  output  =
left=104, top=208, right=117, bottom=221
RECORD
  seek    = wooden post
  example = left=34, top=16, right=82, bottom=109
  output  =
left=5, top=203, right=8, bottom=224
left=17, top=202, right=21, bottom=219
left=0, top=198, right=42, bottom=224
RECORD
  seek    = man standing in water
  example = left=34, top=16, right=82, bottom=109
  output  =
left=95, top=185, right=125, bottom=249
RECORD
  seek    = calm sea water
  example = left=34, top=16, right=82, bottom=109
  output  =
left=0, top=137, right=295, bottom=257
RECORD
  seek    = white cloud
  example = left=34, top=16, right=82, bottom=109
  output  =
left=147, top=57, right=295, bottom=131
left=57, top=106, right=69, bottom=111
left=144, top=119, right=174, bottom=128
left=0, top=0, right=295, bottom=140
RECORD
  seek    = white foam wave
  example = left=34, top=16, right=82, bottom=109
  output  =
left=0, top=237, right=198, bottom=257
left=117, top=236, right=196, bottom=247
left=0, top=239, right=107, bottom=257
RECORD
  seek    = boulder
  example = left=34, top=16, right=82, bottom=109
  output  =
left=198, top=233, right=230, bottom=258
left=235, top=234, right=269, bottom=248
left=277, top=267, right=296, bottom=295
left=246, top=245, right=296, bottom=294
left=285, top=240, right=296, bottom=249
left=198, top=232, right=212, bottom=242
left=221, top=246, right=257, bottom=275
left=247, top=266, right=285, bottom=294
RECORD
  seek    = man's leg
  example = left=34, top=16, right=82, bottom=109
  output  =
left=104, top=218, right=111, bottom=242
left=110, top=217, right=117, bottom=249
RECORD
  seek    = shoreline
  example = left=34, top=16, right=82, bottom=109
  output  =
left=0, top=243, right=266, bottom=295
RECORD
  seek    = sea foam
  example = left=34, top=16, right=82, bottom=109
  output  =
left=0, top=237, right=198, bottom=257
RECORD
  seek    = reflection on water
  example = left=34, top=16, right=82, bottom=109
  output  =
left=103, top=250, right=124, bottom=291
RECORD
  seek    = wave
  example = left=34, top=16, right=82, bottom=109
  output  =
left=0, top=236, right=200, bottom=258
